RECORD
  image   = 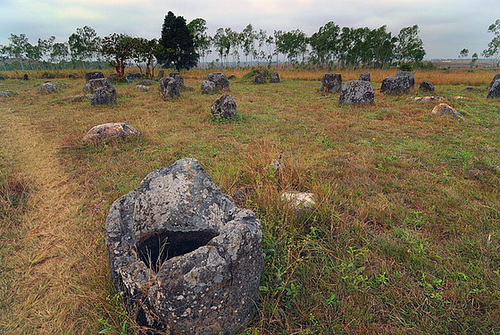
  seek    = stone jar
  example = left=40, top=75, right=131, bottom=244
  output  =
left=106, top=158, right=263, bottom=334
left=320, top=73, right=342, bottom=93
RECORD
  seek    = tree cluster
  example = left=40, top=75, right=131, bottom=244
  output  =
left=1, top=15, right=499, bottom=71
left=189, top=21, right=426, bottom=67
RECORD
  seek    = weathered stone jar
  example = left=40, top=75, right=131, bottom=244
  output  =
left=106, top=158, right=263, bottom=334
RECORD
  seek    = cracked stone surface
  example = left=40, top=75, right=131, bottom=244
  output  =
left=81, top=122, right=140, bottom=144
left=339, top=80, right=374, bottom=105
left=207, top=72, right=230, bottom=91
left=489, top=74, right=500, bottom=88
left=431, top=103, right=464, bottom=119
left=487, top=79, right=500, bottom=99
left=211, top=94, right=237, bottom=119
left=106, top=158, right=262, bottom=334
left=419, top=80, right=435, bottom=92
left=85, top=78, right=113, bottom=94
left=381, top=76, right=411, bottom=95
left=90, top=86, right=117, bottom=105
left=85, top=71, right=104, bottom=82
left=159, top=77, right=180, bottom=99
left=320, top=73, right=342, bottom=93
left=395, top=71, right=415, bottom=87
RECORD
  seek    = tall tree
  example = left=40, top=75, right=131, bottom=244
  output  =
left=157, top=11, right=198, bottom=70
left=226, top=28, right=242, bottom=64
left=213, top=28, right=231, bottom=66
left=395, top=25, right=426, bottom=63
left=132, top=38, right=160, bottom=78
left=101, top=33, right=135, bottom=78
left=242, top=24, right=256, bottom=65
left=459, top=48, right=469, bottom=58
left=187, top=18, right=211, bottom=66
left=50, top=42, right=69, bottom=64
left=68, top=26, right=101, bottom=64
left=483, top=19, right=500, bottom=67
left=37, top=36, right=55, bottom=61
left=24, top=42, right=42, bottom=68
left=275, top=29, right=308, bottom=63
left=6, top=33, right=30, bottom=59
left=309, top=21, right=340, bottom=64
left=254, top=29, right=268, bottom=65
left=368, top=26, right=396, bottom=68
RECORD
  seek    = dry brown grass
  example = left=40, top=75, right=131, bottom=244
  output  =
left=0, top=102, right=109, bottom=333
left=1, top=65, right=496, bottom=87
left=0, top=68, right=498, bottom=334
left=183, top=66, right=496, bottom=86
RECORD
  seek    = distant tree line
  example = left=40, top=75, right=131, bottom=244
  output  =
left=1, top=13, right=498, bottom=74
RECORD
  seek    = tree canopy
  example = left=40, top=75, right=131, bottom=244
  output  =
left=483, top=19, right=500, bottom=66
left=157, top=11, right=198, bottom=70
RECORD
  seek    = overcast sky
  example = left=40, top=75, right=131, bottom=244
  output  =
left=0, top=0, right=498, bottom=59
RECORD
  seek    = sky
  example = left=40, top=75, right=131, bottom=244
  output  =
left=0, top=0, right=498, bottom=59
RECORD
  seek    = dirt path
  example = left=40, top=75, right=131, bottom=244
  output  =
left=0, top=107, right=104, bottom=334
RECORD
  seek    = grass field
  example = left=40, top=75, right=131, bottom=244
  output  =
left=0, top=67, right=499, bottom=334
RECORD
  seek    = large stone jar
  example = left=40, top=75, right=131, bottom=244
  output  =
left=106, top=158, right=263, bottom=334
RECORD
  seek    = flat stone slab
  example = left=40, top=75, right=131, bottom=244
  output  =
left=0, top=90, right=15, bottom=97
left=281, top=191, right=316, bottom=210
left=82, top=123, right=140, bottom=144
left=431, top=103, right=464, bottom=119
left=135, top=85, right=151, bottom=91
left=409, top=96, right=444, bottom=102
left=38, top=82, right=61, bottom=93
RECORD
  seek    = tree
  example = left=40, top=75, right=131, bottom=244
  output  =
left=24, top=42, right=42, bottom=68
left=157, top=11, right=198, bottom=70
left=68, top=26, right=101, bottom=64
left=483, top=19, right=500, bottom=67
left=459, top=48, right=469, bottom=58
left=50, top=42, right=69, bottom=64
left=309, top=21, right=340, bottom=64
left=213, top=28, right=231, bottom=66
left=226, top=28, right=242, bottom=64
left=254, top=29, right=268, bottom=65
left=187, top=18, right=211, bottom=66
left=132, top=38, right=160, bottom=78
left=275, top=29, right=308, bottom=63
left=470, top=52, right=479, bottom=68
left=101, top=33, right=135, bottom=78
left=241, top=24, right=256, bottom=65
left=395, top=25, right=426, bottom=63
left=368, top=26, right=396, bottom=68
left=6, top=33, right=29, bottom=59
left=3, top=34, right=31, bottom=69
left=37, top=36, right=55, bottom=61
